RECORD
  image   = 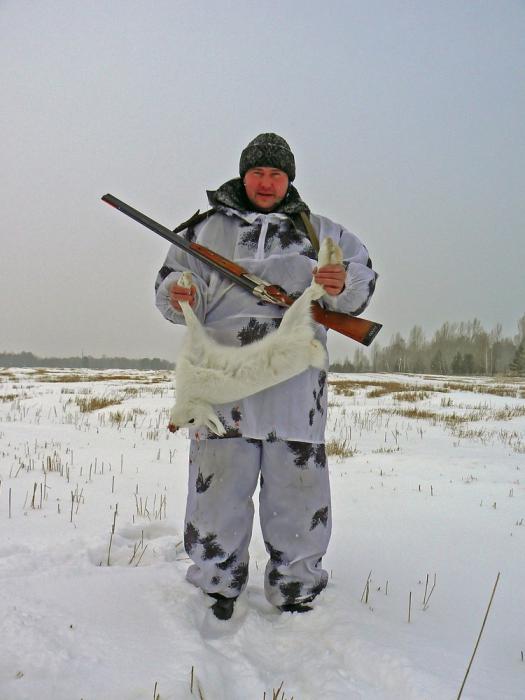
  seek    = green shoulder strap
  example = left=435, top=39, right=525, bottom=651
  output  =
left=173, top=207, right=216, bottom=234
left=293, top=211, right=319, bottom=253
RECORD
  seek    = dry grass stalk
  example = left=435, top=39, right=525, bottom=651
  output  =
left=422, top=573, right=437, bottom=610
left=73, top=487, right=84, bottom=515
left=107, top=504, right=119, bottom=566
left=273, top=682, right=284, bottom=699
left=456, top=572, right=501, bottom=699
left=133, top=544, right=149, bottom=567
left=263, top=682, right=295, bottom=699
left=189, top=666, right=206, bottom=699
left=360, top=570, right=372, bottom=603
left=135, top=492, right=167, bottom=521
left=30, top=482, right=38, bottom=509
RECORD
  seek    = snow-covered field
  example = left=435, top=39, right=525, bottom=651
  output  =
left=1, top=368, right=524, bottom=700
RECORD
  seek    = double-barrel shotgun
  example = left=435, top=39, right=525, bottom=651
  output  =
left=102, top=193, right=382, bottom=346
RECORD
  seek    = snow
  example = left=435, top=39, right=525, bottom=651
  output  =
left=0, top=368, right=524, bottom=700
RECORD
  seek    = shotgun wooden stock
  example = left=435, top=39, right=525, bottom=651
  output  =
left=260, top=284, right=382, bottom=346
left=311, top=304, right=381, bottom=345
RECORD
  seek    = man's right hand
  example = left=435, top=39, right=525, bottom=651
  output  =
left=169, top=283, right=197, bottom=310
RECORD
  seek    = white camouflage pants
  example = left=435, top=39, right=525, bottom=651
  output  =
left=183, top=436, right=332, bottom=608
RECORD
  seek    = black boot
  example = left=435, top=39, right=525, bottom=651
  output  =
left=208, top=593, right=237, bottom=621
left=279, top=602, right=313, bottom=613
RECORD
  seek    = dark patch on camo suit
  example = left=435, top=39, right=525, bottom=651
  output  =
left=216, top=552, right=237, bottom=571
left=155, top=265, right=175, bottom=292
left=302, top=242, right=317, bottom=260
left=308, top=577, right=328, bottom=598
left=265, top=541, right=285, bottom=565
left=280, top=580, right=303, bottom=605
left=262, top=222, right=281, bottom=251
left=268, top=567, right=284, bottom=586
left=238, top=223, right=261, bottom=250
left=351, top=277, right=377, bottom=316
left=184, top=522, right=200, bottom=555
left=316, top=371, right=327, bottom=412
left=196, top=471, right=214, bottom=493
left=285, top=441, right=314, bottom=469
left=288, top=217, right=318, bottom=259
left=240, top=221, right=302, bottom=253
left=275, top=223, right=306, bottom=250
left=314, top=444, right=327, bottom=469
left=230, top=563, right=249, bottom=591
left=231, top=406, right=242, bottom=423
left=200, top=533, right=226, bottom=560
left=211, top=575, right=221, bottom=586
left=310, top=371, right=327, bottom=425
left=237, top=318, right=274, bottom=346
left=310, top=506, right=329, bottom=530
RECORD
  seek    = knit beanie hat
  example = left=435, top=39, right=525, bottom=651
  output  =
left=239, top=133, right=296, bottom=181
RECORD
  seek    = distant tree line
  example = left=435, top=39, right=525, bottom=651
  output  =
left=0, top=351, right=174, bottom=371
left=330, top=314, right=525, bottom=377
left=3, top=314, right=525, bottom=377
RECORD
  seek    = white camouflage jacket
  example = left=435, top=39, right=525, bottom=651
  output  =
left=155, top=179, right=377, bottom=443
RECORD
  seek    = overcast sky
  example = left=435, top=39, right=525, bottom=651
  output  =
left=1, top=0, right=524, bottom=362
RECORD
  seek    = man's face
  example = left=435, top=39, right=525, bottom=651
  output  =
left=243, top=167, right=289, bottom=212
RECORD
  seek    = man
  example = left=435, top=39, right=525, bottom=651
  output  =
left=155, top=133, right=377, bottom=620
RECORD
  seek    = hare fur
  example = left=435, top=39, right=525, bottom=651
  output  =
left=168, top=237, right=342, bottom=435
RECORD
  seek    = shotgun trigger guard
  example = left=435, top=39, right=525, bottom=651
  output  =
left=242, top=273, right=289, bottom=306
left=252, top=285, right=289, bottom=306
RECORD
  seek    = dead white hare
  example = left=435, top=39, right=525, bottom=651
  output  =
left=168, top=237, right=343, bottom=435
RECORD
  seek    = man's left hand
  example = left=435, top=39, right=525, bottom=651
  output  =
left=313, top=264, right=346, bottom=296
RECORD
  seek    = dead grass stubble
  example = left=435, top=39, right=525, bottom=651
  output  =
left=331, top=376, right=525, bottom=400
left=75, top=396, right=122, bottom=412
left=325, top=439, right=357, bottom=458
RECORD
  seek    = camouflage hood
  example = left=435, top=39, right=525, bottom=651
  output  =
left=207, top=178, right=309, bottom=217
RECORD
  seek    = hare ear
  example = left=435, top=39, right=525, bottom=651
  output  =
left=205, top=411, right=225, bottom=436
